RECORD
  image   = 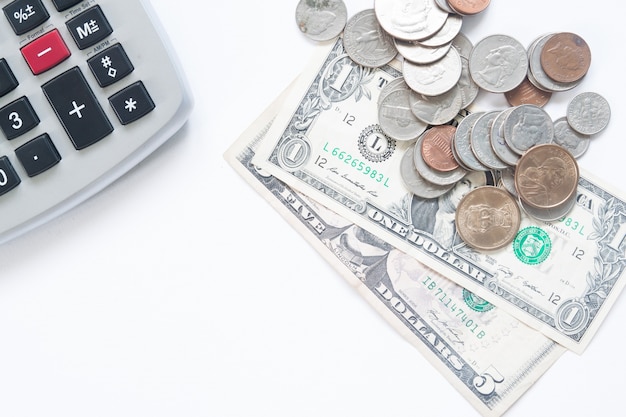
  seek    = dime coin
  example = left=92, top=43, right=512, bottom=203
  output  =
left=504, top=76, right=552, bottom=107
left=403, top=46, right=463, bottom=96
left=342, top=9, right=397, bottom=68
left=502, top=104, right=554, bottom=155
left=566, top=91, right=611, bottom=136
left=374, top=0, right=449, bottom=41
left=400, top=145, right=455, bottom=198
left=540, top=32, right=591, bottom=83
left=379, top=89, right=429, bottom=141
left=409, top=84, right=464, bottom=125
left=455, top=186, right=521, bottom=251
left=552, top=116, right=590, bottom=158
left=515, top=143, right=579, bottom=210
left=469, top=34, right=528, bottom=93
left=447, top=0, right=491, bottom=15
left=295, top=0, right=348, bottom=42
left=420, top=125, right=460, bottom=172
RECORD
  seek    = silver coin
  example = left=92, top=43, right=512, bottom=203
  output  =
left=470, top=111, right=509, bottom=169
left=394, top=37, right=452, bottom=64
left=374, top=0, right=449, bottom=41
left=469, top=34, right=529, bottom=93
left=403, top=46, right=462, bottom=96
left=489, top=108, right=519, bottom=166
left=566, top=91, right=611, bottom=136
left=400, top=144, right=455, bottom=198
left=453, top=112, right=489, bottom=171
left=451, top=32, right=473, bottom=58
left=518, top=192, right=577, bottom=222
left=498, top=167, right=518, bottom=197
left=409, top=84, right=463, bottom=125
left=342, top=9, right=398, bottom=68
left=378, top=77, right=410, bottom=107
left=420, top=14, right=463, bottom=47
left=527, top=34, right=580, bottom=93
left=434, top=0, right=456, bottom=13
left=379, top=89, right=429, bottom=141
left=295, top=0, right=348, bottom=42
left=414, top=131, right=468, bottom=185
left=503, top=104, right=554, bottom=155
left=457, top=56, right=479, bottom=108
left=552, top=116, right=591, bottom=158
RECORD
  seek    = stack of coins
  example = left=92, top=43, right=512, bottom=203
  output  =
left=295, top=0, right=612, bottom=250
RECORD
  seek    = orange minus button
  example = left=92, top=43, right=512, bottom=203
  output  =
left=21, top=29, right=71, bottom=75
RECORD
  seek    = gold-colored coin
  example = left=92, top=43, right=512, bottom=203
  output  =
left=455, top=186, right=521, bottom=251
left=515, top=144, right=579, bottom=209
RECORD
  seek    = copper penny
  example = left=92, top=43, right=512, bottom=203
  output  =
left=447, top=0, right=491, bottom=15
left=514, top=144, right=579, bottom=210
left=539, top=32, right=591, bottom=83
left=455, top=186, right=521, bottom=251
left=504, top=77, right=552, bottom=107
left=420, top=125, right=459, bottom=172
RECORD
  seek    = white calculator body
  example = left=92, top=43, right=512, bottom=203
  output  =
left=0, top=0, right=193, bottom=244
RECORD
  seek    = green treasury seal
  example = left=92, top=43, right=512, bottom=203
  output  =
left=463, top=289, right=495, bottom=312
left=513, top=226, right=552, bottom=265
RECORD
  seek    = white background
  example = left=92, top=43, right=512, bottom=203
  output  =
left=0, top=0, right=623, bottom=416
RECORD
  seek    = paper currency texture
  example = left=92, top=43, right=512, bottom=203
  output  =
left=252, top=39, right=626, bottom=353
left=225, top=88, right=564, bottom=417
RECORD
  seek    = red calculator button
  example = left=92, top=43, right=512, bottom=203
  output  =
left=21, top=29, right=71, bottom=75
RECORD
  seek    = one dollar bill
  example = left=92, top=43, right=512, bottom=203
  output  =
left=251, top=39, right=626, bottom=353
left=225, top=84, right=564, bottom=417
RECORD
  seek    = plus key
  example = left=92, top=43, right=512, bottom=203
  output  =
left=42, top=67, right=113, bottom=150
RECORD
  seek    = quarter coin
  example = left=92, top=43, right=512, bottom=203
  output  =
left=343, top=9, right=397, bottom=68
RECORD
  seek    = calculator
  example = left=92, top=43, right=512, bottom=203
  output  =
left=0, top=0, right=192, bottom=244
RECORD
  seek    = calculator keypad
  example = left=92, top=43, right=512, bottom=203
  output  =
left=0, top=1, right=158, bottom=189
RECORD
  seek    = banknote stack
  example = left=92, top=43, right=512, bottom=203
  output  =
left=225, top=1, right=625, bottom=416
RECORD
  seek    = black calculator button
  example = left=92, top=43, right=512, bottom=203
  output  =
left=88, top=43, right=134, bottom=88
left=65, top=5, right=113, bottom=50
left=109, top=81, right=155, bottom=125
left=3, top=0, right=49, bottom=35
left=42, top=67, right=113, bottom=150
left=0, top=59, right=19, bottom=98
left=52, top=0, right=82, bottom=12
left=0, top=96, right=40, bottom=140
left=0, top=156, right=20, bottom=196
left=15, top=133, right=61, bottom=177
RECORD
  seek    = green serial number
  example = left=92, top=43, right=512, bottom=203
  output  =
left=317, top=142, right=391, bottom=187
left=422, top=276, right=486, bottom=340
